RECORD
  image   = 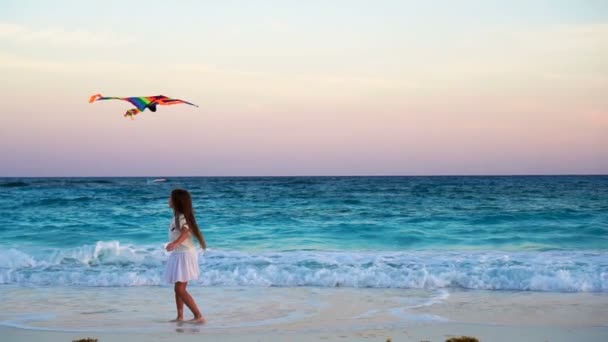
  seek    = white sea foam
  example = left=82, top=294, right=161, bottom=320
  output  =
left=0, top=241, right=606, bottom=291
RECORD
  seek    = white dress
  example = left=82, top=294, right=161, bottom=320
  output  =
left=164, top=214, right=200, bottom=283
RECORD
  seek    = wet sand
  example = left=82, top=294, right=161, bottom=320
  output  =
left=1, top=286, right=606, bottom=341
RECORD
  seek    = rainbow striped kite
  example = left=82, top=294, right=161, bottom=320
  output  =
left=89, top=94, right=198, bottom=119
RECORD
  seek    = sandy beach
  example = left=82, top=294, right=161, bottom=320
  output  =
left=1, top=286, right=607, bottom=341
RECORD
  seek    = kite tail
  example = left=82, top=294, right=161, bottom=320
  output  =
left=124, top=108, right=142, bottom=120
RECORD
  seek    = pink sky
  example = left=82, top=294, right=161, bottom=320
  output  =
left=0, top=2, right=606, bottom=176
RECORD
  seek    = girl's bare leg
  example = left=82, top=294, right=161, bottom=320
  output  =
left=172, top=282, right=185, bottom=321
left=175, top=282, right=206, bottom=323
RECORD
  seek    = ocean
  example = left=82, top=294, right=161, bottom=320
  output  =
left=1, top=176, right=607, bottom=292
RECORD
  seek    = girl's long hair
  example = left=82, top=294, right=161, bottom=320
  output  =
left=171, top=188, right=207, bottom=249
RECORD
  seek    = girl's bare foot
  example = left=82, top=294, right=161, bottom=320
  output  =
left=169, top=317, right=184, bottom=322
left=188, top=316, right=206, bottom=324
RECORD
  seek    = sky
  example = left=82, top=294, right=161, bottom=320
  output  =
left=0, top=0, right=606, bottom=176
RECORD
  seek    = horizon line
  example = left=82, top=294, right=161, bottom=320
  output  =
left=2, top=173, right=607, bottom=178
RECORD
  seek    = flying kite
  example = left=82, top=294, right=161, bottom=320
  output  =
left=89, top=94, right=198, bottom=119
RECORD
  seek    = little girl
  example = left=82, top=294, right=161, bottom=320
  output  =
left=164, top=188, right=207, bottom=323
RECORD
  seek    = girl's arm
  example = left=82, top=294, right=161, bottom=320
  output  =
left=166, top=225, right=191, bottom=251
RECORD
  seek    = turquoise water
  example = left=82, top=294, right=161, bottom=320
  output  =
left=1, top=176, right=607, bottom=291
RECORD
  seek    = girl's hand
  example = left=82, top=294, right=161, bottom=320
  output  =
left=166, top=242, right=176, bottom=251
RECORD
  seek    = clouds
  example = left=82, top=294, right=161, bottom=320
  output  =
left=0, top=22, right=134, bottom=46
